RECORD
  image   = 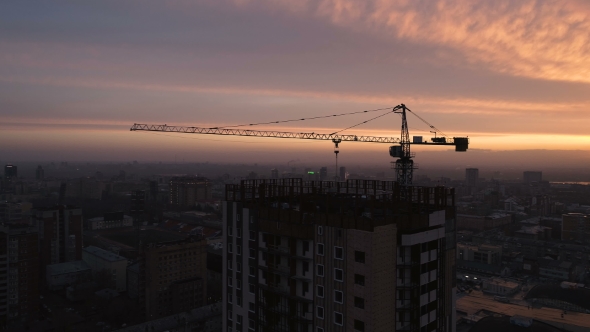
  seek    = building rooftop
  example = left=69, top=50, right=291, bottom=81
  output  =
left=224, top=178, right=455, bottom=232
left=46, top=260, right=91, bottom=276
left=87, top=215, right=132, bottom=222
left=515, top=225, right=552, bottom=235
left=83, top=246, right=127, bottom=262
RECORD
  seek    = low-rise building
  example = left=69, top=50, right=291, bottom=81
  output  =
left=87, top=212, right=133, bottom=230
left=46, top=260, right=92, bottom=291
left=538, top=259, right=573, bottom=281
left=457, top=213, right=512, bottom=231
left=82, top=246, right=128, bottom=292
left=457, top=242, right=502, bottom=265
left=482, top=278, right=521, bottom=296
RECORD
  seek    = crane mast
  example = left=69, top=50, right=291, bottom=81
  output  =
left=130, top=104, right=469, bottom=185
left=392, top=104, right=415, bottom=186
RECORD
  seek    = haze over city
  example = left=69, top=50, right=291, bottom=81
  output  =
left=2, top=0, right=590, bottom=169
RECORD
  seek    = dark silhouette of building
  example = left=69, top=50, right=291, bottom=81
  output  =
left=32, top=205, right=83, bottom=269
left=169, top=176, right=212, bottom=207
left=339, top=166, right=347, bottom=181
left=4, top=165, right=17, bottom=179
left=223, top=179, right=457, bottom=332
left=271, top=169, right=279, bottom=179
left=142, top=237, right=208, bottom=320
left=0, top=225, right=40, bottom=325
left=465, top=168, right=479, bottom=194
left=35, top=165, right=44, bottom=180
left=523, top=171, right=542, bottom=184
left=319, top=167, right=328, bottom=181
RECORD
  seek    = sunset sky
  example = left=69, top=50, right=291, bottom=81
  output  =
left=2, top=0, right=590, bottom=168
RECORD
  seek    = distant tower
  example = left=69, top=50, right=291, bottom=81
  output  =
left=36, top=165, right=45, bottom=180
left=319, top=167, right=328, bottom=181
left=339, top=166, right=347, bottom=181
left=4, top=165, right=17, bottom=179
left=465, top=168, right=479, bottom=194
left=270, top=169, right=279, bottom=179
left=523, top=171, right=542, bottom=184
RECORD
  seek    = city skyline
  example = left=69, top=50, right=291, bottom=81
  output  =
left=2, top=1, right=590, bottom=165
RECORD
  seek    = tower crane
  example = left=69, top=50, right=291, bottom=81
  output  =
left=130, top=104, right=468, bottom=185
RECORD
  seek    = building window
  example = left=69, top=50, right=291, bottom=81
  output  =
left=237, top=228, right=242, bottom=238
left=334, top=290, right=343, bottom=303
left=334, top=312, right=343, bottom=326
left=317, top=264, right=324, bottom=277
left=318, top=226, right=323, bottom=235
left=317, top=306, right=324, bottom=319
left=249, top=248, right=256, bottom=258
left=249, top=283, right=255, bottom=294
left=237, top=246, right=242, bottom=255
left=236, top=262, right=241, bottom=272
left=237, top=314, right=242, bottom=324
left=249, top=266, right=256, bottom=277
left=228, top=260, right=233, bottom=270
left=354, top=319, right=365, bottom=331
left=228, top=243, right=233, bottom=253
left=249, top=230, right=256, bottom=241
left=334, top=246, right=344, bottom=260
left=237, top=280, right=241, bottom=290
left=228, top=310, right=232, bottom=320
left=249, top=302, right=255, bottom=312
left=302, top=282, right=309, bottom=296
left=228, top=227, right=233, bottom=236
left=228, top=276, right=233, bottom=286
left=303, top=241, right=310, bottom=254
left=237, top=296, right=242, bottom=307
left=228, top=293, right=233, bottom=303
left=334, top=268, right=343, bottom=281
left=317, top=285, right=324, bottom=298
left=317, top=328, right=324, bottom=332
left=354, top=296, right=365, bottom=309
left=317, top=243, right=324, bottom=256
left=248, top=319, right=256, bottom=330
left=355, top=251, right=365, bottom=263
left=354, top=274, right=365, bottom=286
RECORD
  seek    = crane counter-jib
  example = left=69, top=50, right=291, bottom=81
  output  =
left=130, top=123, right=468, bottom=150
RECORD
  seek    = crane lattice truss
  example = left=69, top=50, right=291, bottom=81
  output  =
left=130, top=104, right=468, bottom=185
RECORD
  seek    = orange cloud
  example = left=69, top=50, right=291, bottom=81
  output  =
left=228, top=0, right=590, bottom=83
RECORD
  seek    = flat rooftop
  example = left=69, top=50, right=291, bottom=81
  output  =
left=83, top=246, right=127, bottom=262
left=47, top=260, right=91, bottom=275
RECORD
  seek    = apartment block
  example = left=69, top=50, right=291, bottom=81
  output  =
left=562, top=213, right=590, bottom=242
left=223, top=179, right=457, bottom=332
left=169, top=176, right=212, bottom=207
left=143, top=237, right=208, bottom=320
left=0, top=225, right=40, bottom=324
left=32, top=205, right=83, bottom=268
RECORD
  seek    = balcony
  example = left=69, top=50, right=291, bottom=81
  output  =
left=260, top=245, right=291, bottom=256
left=260, top=264, right=292, bottom=277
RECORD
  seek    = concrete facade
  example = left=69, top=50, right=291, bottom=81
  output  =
left=46, top=260, right=92, bottom=291
left=82, top=246, right=128, bottom=292
left=222, top=179, right=457, bottom=332
left=143, top=237, right=208, bottom=320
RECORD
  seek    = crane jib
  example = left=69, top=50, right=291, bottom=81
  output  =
left=130, top=123, right=467, bottom=148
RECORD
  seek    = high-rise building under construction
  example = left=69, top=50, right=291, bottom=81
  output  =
left=222, top=178, right=457, bottom=332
